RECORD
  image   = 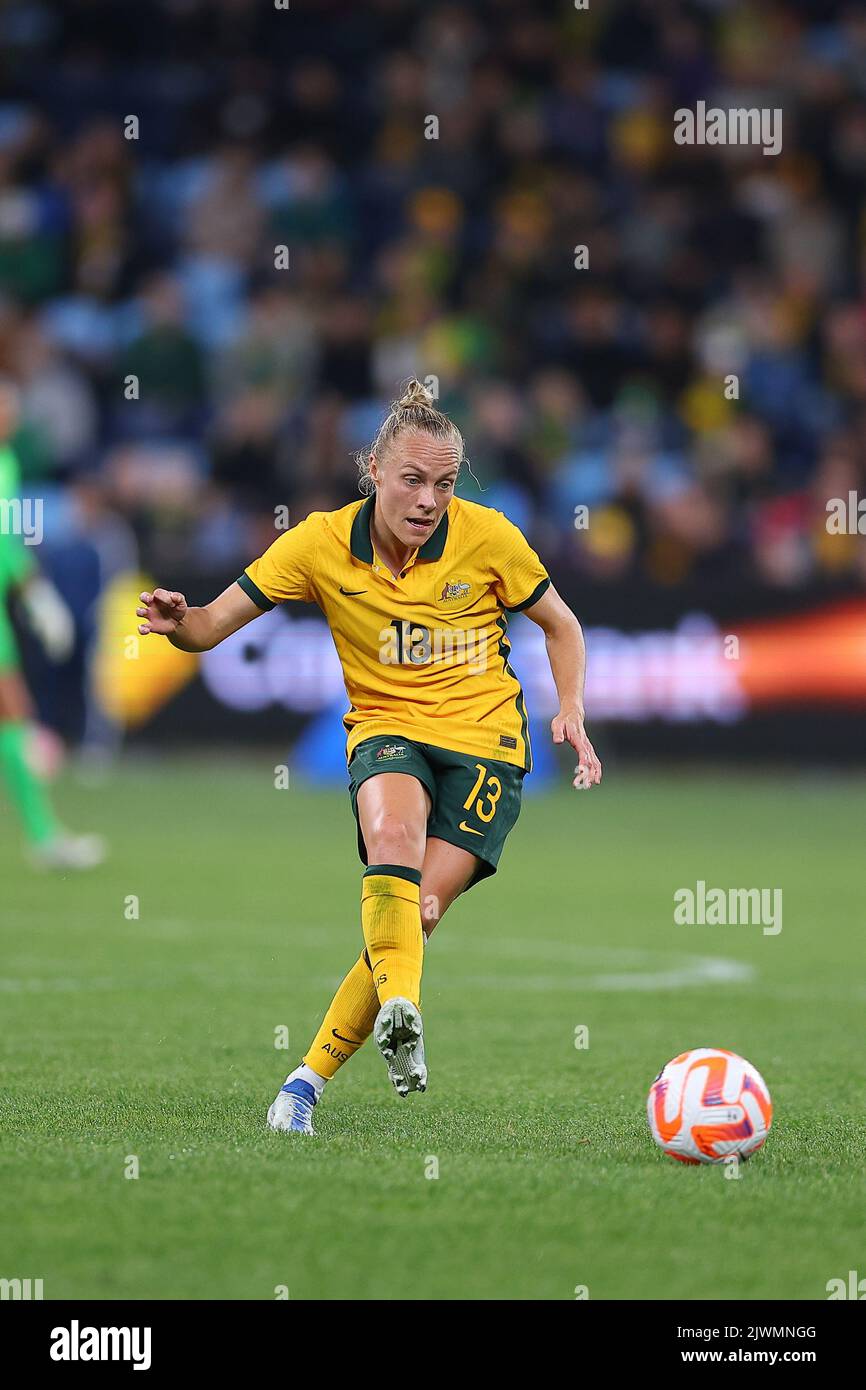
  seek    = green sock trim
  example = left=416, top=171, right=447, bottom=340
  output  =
left=0, top=721, right=60, bottom=846
left=363, top=863, right=422, bottom=887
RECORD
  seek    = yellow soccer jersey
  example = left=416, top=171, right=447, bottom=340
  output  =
left=238, top=494, right=550, bottom=771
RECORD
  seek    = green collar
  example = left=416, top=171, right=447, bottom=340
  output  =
left=349, top=494, right=449, bottom=564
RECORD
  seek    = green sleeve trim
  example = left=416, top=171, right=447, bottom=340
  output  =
left=236, top=573, right=276, bottom=611
left=505, top=576, right=550, bottom=614
left=363, top=864, right=423, bottom=887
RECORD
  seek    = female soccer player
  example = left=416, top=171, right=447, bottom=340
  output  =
left=0, top=379, right=104, bottom=870
left=137, top=381, right=601, bottom=1133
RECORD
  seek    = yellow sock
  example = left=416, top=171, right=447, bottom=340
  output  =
left=361, top=865, right=424, bottom=1006
left=303, top=950, right=380, bottom=1080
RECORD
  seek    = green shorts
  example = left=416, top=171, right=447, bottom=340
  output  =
left=348, top=734, right=526, bottom=888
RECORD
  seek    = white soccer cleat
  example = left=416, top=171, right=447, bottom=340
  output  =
left=30, top=832, right=106, bottom=871
left=267, top=1078, right=318, bottom=1135
left=374, top=997, right=427, bottom=1097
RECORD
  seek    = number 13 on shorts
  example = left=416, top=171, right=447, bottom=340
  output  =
left=463, top=762, right=502, bottom=825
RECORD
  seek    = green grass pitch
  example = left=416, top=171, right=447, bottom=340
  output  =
left=1, top=756, right=864, bottom=1300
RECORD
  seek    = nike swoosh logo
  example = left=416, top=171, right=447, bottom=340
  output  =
left=331, top=1028, right=361, bottom=1046
left=459, top=821, right=484, bottom=836
left=340, top=586, right=367, bottom=596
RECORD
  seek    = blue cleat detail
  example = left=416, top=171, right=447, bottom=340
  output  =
left=267, top=1077, right=318, bottom=1134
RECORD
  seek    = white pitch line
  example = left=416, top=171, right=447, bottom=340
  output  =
left=0, top=977, right=122, bottom=993
left=0, top=931, right=755, bottom=995
left=433, top=941, right=756, bottom=992
left=456, top=960, right=755, bottom=993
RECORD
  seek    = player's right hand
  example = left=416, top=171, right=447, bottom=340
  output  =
left=137, top=588, right=188, bottom=636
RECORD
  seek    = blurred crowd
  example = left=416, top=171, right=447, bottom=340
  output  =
left=1, top=0, right=865, bottom=591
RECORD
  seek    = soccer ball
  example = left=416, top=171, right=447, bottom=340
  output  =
left=647, top=1047, right=773, bottom=1164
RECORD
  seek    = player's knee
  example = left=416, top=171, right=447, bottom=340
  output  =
left=366, top=816, right=424, bottom=869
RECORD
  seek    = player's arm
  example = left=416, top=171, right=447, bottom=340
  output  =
left=1, top=541, right=75, bottom=664
left=138, top=514, right=319, bottom=650
left=523, top=583, right=602, bottom=789
left=137, top=582, right=265, bottom=652
left=0, top=448, right=74, bottom=661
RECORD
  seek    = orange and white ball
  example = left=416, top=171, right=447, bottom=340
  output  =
left=647, top=1048, right=773, bottom=1164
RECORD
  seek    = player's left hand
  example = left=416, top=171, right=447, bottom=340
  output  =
left=551, top=707, right=602, bottom=789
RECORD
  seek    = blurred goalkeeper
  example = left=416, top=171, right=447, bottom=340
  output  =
left=0, top=379, right=104, bottom=869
